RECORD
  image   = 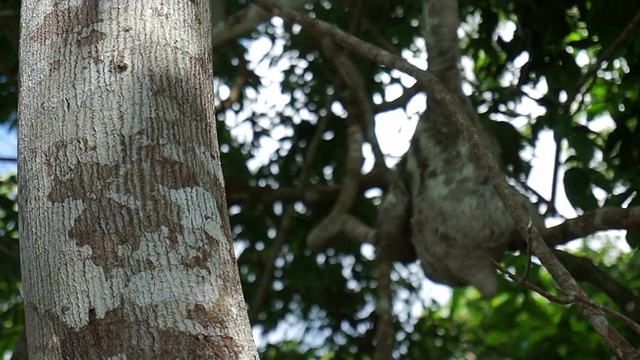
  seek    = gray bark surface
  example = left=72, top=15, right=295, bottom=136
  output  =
left=18, top=1, right=257, bottom=358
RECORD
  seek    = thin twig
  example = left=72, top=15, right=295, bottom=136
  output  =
left=518, top=220, right=533, bottom=283
left=215, top=43, right=249, bottom=114
left=496, top=258, right=640, bottom=336
left=315, top=35, right=386, bottom=169
left=249, top=114, right=331, bottom=322
left=512, top=177, right=557, bottom=216
left=373, top=83, right=422, bottom=113
left=573, top=10, right=640, bottom=98
left=346, top=0, right=365, bottom=35
left=549, top=133, right=561, bottom=212
left=493, top=261, right=573, bottom=304
left=0, top=10, right=17, bottom=19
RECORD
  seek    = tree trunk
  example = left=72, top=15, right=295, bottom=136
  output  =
left=18, top=1, right=257, bottom=359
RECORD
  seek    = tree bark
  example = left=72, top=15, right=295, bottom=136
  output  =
left=18, top=1, right=257, bottom=359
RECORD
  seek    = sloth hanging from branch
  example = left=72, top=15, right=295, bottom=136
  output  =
left=376, top=0, right=540, bottom=299
left=254, top=1, right=639, bottom=356
left=255, top=0, right=541, bottom=299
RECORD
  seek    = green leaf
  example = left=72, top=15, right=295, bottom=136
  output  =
left=567, top=126, right=596, bottom=165
left=563, top=167, right=598, bottom=211
left=627, top=197, right=640, bottom=248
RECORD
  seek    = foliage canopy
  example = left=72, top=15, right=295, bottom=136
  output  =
left=2, top=0, right=640, bottom=358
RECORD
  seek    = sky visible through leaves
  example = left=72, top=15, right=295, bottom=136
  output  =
left=0, top=123, right=16, bottom=175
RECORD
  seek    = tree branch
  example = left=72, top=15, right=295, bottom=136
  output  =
left=211, top=0, right=313, bottom=46
left=306, top=122, right=364, bottom=250
left=554, top=250, right=640, bottom=325
left=372, top=83, right=422, bottom=113
left=228, top=177, right=640, bottom=251
left=543, top=206, right=640, bottom=247
left=225, top=167, right=392, bottom=205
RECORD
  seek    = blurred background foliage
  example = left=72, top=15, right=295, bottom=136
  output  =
left=1, top=0, right=640, bottom=358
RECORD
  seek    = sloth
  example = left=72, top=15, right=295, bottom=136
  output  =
left=376, top=0, right=538, bottom=298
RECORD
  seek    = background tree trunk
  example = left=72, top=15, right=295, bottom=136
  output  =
left=18, top=1, right=257, bottom=358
